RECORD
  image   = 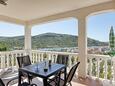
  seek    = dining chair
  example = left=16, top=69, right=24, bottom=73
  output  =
left=0, top=78, right=18, bottom=86
left=55, top=54, right=69, bottom=76
left=56, top=54, right=69, bottom=66
left=0, top=78, right=37, bottom=86
left=48, top=62, right=80, bottom=86
left=0, top=78, right=5, bottom=86
left=0, top=67, right=19, bottom=86
left=17, top=55, right=35, bottom=83
left=17, top=55, right=31, bottom=68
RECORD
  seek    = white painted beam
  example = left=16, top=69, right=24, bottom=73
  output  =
left=28, top=1, right=115, bottom=26
left=0, top=15, right=26, bottom=25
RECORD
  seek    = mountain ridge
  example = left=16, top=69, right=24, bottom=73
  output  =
left=0, top=33, right=108, bottom=50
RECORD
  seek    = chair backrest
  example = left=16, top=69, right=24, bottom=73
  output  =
left=17, top=55, right=31, bottom=68
left=56, top=54, right=69, bottom=66
left=0, top=78, right=5, bottom=86
left=66, top=62, right=80, bottom=83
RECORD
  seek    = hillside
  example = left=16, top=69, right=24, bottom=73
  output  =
left=0, top=33, right=108, bottom=50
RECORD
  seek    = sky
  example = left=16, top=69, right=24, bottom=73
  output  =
left=0, top=12, right=115, bottom=42
left=87, top=12, right=115, bottom=42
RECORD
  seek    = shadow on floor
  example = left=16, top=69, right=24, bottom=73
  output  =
left=72, top=76, right=103, bottom=86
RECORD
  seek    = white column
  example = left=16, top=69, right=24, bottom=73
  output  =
left=24, top=24, right=32, bottom=57
left=77, top=16, right=87, bottom=78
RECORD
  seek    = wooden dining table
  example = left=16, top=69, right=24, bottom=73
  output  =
left=18, top=61, right=67, bottom=86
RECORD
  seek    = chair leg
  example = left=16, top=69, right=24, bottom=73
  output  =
left=27, top=74, right=32, bottom=84
left=28, top=78, right=32, bottom=84
left=67, top=82, right=72, bottom=86
left=70, top=82, right=72, bottom=86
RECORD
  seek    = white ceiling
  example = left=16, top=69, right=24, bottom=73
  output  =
left=0, top=0, right=112, bottom=21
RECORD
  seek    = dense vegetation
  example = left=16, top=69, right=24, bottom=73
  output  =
left=0, top=33, right=108, bottom=51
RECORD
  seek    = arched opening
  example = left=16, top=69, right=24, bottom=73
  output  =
left=0, top=22, right=24, bottom=51
left=87, top=11, right=115, bottom=79
left=32, top=18, right=78, bottom=53
left=87, top=12, right=115, bottom=54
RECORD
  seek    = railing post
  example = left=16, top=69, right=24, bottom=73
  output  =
left=104, top=58, right=108, bottom=79
left=7, top=54, right=9, bottom=68
left=35, top=53, right=38, bottom=62
left=1, top=53, right=5, bottom=70
left=41, top=53, right=44, bottom=61
left=15, top=52, right=19, bottom=68
left=48, top=53, right=51, bottom=60
left=68, top=55, right=72, bottom=69
left=51, top=54, right=55, bottom=63
left=97, top=58, right=100, bottom=78
left=38, top=52, right=40, bottom=62
left=11, top=53, right=14, bottom=67
left=89, top=57, right=92, bottom=76
left=54, top=54, right=58, bottom=63
left=112, top=58, right=115, bottom=81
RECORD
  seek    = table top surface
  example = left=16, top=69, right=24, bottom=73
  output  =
left=19, top=62, right=66, bottom=78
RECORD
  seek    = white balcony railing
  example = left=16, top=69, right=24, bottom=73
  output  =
left=31, top=50, right=78, bottom=69
left=87, top=54, right=115, bottom=81
left=0, top=50, right=115, bottom=82
left=0, top=50, right=78, bottom=72
left=0, top=50, right=26, bottom=69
